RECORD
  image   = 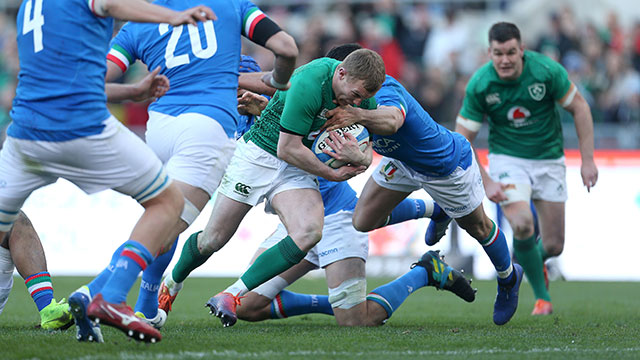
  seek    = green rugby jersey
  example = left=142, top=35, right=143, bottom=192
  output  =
left=244, top=58, right=375, bottom=157
left=459, top=50, right=576, bottom=159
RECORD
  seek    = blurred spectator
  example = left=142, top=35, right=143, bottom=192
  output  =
left=1, top=1, right=638, bottom=148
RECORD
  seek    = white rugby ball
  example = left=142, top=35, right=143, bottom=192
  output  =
left=312, top=123, right=370, bottom=169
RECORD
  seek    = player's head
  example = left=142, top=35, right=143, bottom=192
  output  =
left=332, top=48, right=385, bottom=107
left=239, top=55, right=261, bottom=73
left=488, top=22, right=524, bottom=81
left=325, top=43, right=363, bottom=61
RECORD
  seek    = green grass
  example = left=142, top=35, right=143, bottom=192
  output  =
left=1, top=277, right=639, bottom=359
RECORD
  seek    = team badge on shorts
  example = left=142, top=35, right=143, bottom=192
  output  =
left=234, top=182, right=252, bottom=196
left=528, top=83, right=546, bottom=101
left=380, top=161, right=398, bottom=181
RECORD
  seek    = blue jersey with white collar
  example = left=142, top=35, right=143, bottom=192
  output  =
left=108, top=0, right=267, bottom=138
left=9, top=0, right=113, bottom=141
left=372, top=76, right=471, bottom=177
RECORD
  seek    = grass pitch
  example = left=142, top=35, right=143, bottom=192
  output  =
left=1, top=276, right=639, bottom=359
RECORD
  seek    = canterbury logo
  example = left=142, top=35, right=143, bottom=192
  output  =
left=105, top=304, right=140, bottom=326
left=234, top=182, right=251, bottom=195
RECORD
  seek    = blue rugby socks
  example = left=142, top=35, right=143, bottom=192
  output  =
left=270, top=290, right=333, bottom=318
left=135, top=237, right=178, bottom=317
left=101, top=240, right=154, bottom=304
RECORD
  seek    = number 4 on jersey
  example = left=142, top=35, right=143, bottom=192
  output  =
left=23, top=0, right=45, bottom=53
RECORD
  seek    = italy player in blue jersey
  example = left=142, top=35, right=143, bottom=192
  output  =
left=156, top=59, right=473, bottom=326
left=98, top=0, right=297, bottom=329
left=324, top=44, right=524, bottom=326
left=0, top=0, right=216, bottom=343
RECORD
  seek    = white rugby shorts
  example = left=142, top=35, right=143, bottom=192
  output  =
left=218, top=139, right=318, bottom=213
left=260, top=210, right=368, bottom=268
left=146, top=111, right=236, bottom=196
left=488, top=153, right=567, bottom=203
left=372, top=153, right=485, bottom=218
left=0, top=116, right=170, bottom=225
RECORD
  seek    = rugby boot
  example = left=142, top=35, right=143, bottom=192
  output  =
left=412, top=250, right=476, bottom=302
left=88, top=294, right=161, bottom=343
left=493, top=263, right=523, bottom=325
left=205, top=292, right=244, bottom=327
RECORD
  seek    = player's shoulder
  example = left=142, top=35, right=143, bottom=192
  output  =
left=466, top=61, right=496, bottom=94
left=293, top=58, right=339, bottom=82
left=523, top=50, right=565, bottom=78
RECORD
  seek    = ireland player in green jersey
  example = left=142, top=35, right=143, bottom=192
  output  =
left=456, top=22, right=598, bottom=316
left=163, top=49, right=386, bottom=327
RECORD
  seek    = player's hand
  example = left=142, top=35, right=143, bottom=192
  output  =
left=327, top=164, right=368, bottom=182
left=581, top=159, right=598, bottom=192
left=237, top=90, right=269, bottom=116
left=324, top=106, right=359, bottom=131
left=170, top=5, right=216, bottom=26
left=261, top=72, right=290, bottom=91
left=485, top=180, right=509, bottom=203
left=132, top=66, right=169, bottom=102
left=323, top=131, right=369, bottom=167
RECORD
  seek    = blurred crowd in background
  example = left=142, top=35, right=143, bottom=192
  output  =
left=1, top=0, right=639, bottom=148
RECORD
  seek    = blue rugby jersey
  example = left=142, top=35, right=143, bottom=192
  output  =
left=318, top=178, right=358, bottom=217
left=108, top=0, right=270, bottom=138
left=10, top=0, right=113, bottom=141
left=372, top=76, right=472, bottom=177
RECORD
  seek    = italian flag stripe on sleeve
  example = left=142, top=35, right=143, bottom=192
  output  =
left=107, top=44, right=133, bottom=73
left=399, top=104, right=406, bottom=119
left=243, top=8, right=266, bottom=39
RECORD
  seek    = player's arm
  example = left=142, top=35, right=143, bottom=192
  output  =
left=277, top=132, right=366, bottom=182
left=561, top=84, right=598, bottom=191
left=324, top=105, right=403, bottom=135
left=240, top=4, right=298, bottom=91
left=239, top=72, right=277, bottom=97
left=105, top=66, right=169, bottom=103
left=91, top=0, right=215, bottom=25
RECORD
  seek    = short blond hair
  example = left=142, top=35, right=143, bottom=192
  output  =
left=341, top=49, right=386, bottom=93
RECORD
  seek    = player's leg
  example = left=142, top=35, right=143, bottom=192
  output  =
left=426, top=153, right=522, bottom=325
left=138, top=112, right=236, bottom=324
left=237, top=246, right=320, bottom=322
left=502, top=199, right=551, bottom=310
left=530, top=199, right=564, bottom=315
left=365, top=250, right=475, bottom=326
left=207, top=184, right=323, bottom=327
left=352, top=178, right=413, bottom=232
left=5, top=212, right=73, bottom=330
left=0, top=138, right=67, bottom=328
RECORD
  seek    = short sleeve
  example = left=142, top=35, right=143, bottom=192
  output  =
left=107, top=24, right=138, bottom=73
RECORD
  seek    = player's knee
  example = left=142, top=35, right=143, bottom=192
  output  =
left=289, top=225, right=322, bottom=251
left=510, top=219, right=535, bottom=239
left=544, top=240, right=564, bottom=257
left=197, top=230, right=226, bottom=255
left=328, top=277, right=367, bottom=313
left=352, top=214, right=374, bottom=233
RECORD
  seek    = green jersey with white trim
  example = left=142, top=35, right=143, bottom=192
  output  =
left=459, top=50, right=574, bottom=159
left=243, top=58, right=375, bottom=157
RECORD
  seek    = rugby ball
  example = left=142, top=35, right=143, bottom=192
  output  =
left=312, top=123, right=370, bottom=169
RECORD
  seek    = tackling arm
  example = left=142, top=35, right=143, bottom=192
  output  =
left=94, top=0, right=215, bottom=26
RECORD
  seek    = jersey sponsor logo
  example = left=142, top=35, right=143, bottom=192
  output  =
left=380, top=161, right=398, bottom=181
left=372, top=138, right=401, bottom=154
left=234, top=182, right=252, bottom=196
left=528, top=83, right=546, bottom=101
left=485, top=93, right=501, bottom=105
left=507, top=106, right=533, bottom=128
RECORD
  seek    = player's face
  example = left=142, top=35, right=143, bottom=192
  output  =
left=334, top=68, right=372, bottom=107
left=489, top=39, right=524, bottom=81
